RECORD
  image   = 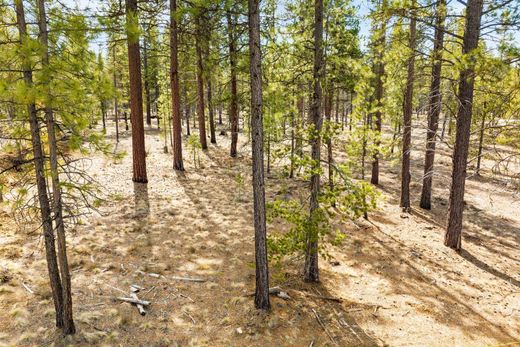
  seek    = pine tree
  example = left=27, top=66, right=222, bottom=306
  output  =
left=248, top=0, right=270, bottom=310
left=14, top=0, right=64, bottom=329
left=399, top=2, right=417, bottom=210
left=170, top=0, right=184, bottom=171
left=304, top=0, right=324, bottom=283
left=36, top=0, right=75, bottom=334
left=227, top=9, right=239, bottom=157
left=126, top=0, right=148, bottom=182
left=445, top=0, right=484, bottom=250
left=420, top=0, right=447, bottom=210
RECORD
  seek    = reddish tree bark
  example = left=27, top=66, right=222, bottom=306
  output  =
left=126, top=0, right=148, bottom=182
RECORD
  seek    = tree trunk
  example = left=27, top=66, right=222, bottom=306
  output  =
left=296, top=95, right=304, bottom=158
left=143, top=38, right=151, bottom=126
left=170, top=0, right=184, bottom=171
left=16, top=0, right=64, bottom=329
left=248, top=0, right=270, bottom=310
left=440, top=112, right=448, bottom=141
left=304, top=0, right=324, bottom=283
left=207, top=78, right=217, bottom=144
left=349, top=91, right=354, bottom=131
left=195, top=16, right=208, bottom=150
left=475, top=105, right=486, bottom=174
left=445, top=0, right=484, bottom=250
left=420, top=0, right=446, bottom=210
left=362, top=112, right=368, bottom=180
left=290, top=108, right=295, bottom=178
left=184, top=87, right=191, bottom=136
left=399, top=6, right=417, bottom=210
left=228, top=11, right=239, bottom=157
left=101, top=101, right=106, bottom=132
left=326, top=88, right=334, bottom=193
left=126, top=0, right=148, bottom=182
left=334, top=89, right=340, bottom=123
left=113, top=46, right=120, bottom=143
left=38, top=0, right=75, bottom=335
left=370, top=0, right=387, bottom=186
left=37, top=0, right=75, bottom=334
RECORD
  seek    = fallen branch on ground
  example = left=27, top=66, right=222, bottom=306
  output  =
left=130, top=293, right=146, bottom=315
left=171, top=276, right=206, bottom=283
left=312, top=308, right=337, bottom=345
left=117, top=297, right=151, bottom=306
left=22, top=283, right=34, bottom=294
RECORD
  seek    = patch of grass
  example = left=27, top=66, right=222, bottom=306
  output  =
left=77, top=310, right=103, bottom=325
left=0, top=268, right=12, bottom=283
left=0, top=245, right=22, bottom=259
left=83, top=331, right=108, bottom=344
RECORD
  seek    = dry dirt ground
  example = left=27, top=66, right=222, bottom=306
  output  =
left=0, top=122, right=519, bottom=346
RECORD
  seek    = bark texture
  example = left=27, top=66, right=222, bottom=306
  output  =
left=370, top=0, right=387, bottom=186
left=304, top=0, right=324, bottom=283
left=15, top=0, right=64, bottom=328
left=420, top=0, right=446, bottom=210
left=399, top=9, right=417, bottom=210
left=126, top=0, right=148, bottom=182
left=195, top=16, right=208, bottom=150
left=37, top=0, right=75, bottom=334
left=248, top=0, right=270, bottom=310
left=170, top=0, right=184, bottom=171
left=445, top=0, right=484, bottom=250
left=228, top=11, right=239, bottom=157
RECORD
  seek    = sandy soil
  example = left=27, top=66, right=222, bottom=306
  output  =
left=0, top=121, right=519, bottom=346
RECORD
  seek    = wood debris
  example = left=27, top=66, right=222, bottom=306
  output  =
left=117, top=297, right=151, bottom=306
left=130, top=293, right=146, bottom=315
left=312, top=308, right=337, bottom=345
left=171, top=275, right=206, bottom=283
left=22, top=282, right=34, bottom=294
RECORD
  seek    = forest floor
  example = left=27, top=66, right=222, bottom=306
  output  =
left=0, top=120, right=519, bottom=347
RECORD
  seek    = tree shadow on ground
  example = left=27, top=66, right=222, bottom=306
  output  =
left=179, top=143, right=381, bottom=346
left=343, top=220, right=518, bottom=342
left=458, top=249, right=520, bottom=288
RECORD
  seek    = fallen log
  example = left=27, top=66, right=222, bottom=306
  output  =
left=171, top=276, right=206, bottom=283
